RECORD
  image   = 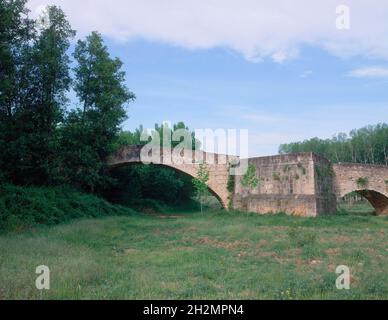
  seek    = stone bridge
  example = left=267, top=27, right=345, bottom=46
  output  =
left=107, top=146, right=388, bottom=217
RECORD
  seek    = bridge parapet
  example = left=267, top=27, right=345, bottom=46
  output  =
left=106, top=145, right=239, bottom=167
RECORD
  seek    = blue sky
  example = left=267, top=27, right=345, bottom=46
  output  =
left=28, top=0, right=388, bottom=156
left=110, top=39, right=388, bottom=156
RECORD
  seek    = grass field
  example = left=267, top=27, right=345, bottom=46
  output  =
left=1, top=208, right=387, bottom=300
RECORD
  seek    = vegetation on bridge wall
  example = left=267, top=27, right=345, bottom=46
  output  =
left=357, top=177, right=370, bottom=189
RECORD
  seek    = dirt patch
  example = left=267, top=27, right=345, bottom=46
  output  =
left=255, top=240, right=269, bottom=249
left=326, top=248, right=341, bottom=257
left=255, top=251, right=278, bottom=259
left=275, top=249, right=302, bottom=265
left=331, top=235, right=351, bottom=243
left=271, top=226, right=289, bottom=231
left=284, top=248, right=302, bottom=257
left=196, top=237, right=249, bottom=250
left=123, top=248, right=139, bottom=254
left=236, top=251, right=278, bottom=259
left=309, top=259, right=322, bottom=266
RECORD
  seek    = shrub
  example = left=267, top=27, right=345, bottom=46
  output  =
left=0, top=184, right=136, bottom=232
left=356, top=177, right=369, bottom=189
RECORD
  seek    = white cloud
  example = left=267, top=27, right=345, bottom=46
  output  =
left=27, top=0, right=388, bottom=63
left=348, top=66, right=388, bottom=78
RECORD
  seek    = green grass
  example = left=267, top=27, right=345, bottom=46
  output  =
left=1, top=210, right=387, bottom=300
left=338, top=201, right=376, bottom=216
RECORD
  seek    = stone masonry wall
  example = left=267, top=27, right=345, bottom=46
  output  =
left=233, top=153, right=337, bottom=216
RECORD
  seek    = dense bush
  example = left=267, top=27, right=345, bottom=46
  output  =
left=0, top=184, right=136, bottom=232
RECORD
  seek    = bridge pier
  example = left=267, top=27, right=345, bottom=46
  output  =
left=233, top=153, right=337, bottom=217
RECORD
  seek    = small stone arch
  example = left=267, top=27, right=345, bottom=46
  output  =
left=106, top=146, right=235, bottom=210
left=333, top=163, right=388, bottom=216
left=353, top=190, right=388, bottom=215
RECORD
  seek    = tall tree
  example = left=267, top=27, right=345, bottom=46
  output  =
left=59, top=32, right=135, bottom=192
left=0, top=0, right=33, bottom=182
left=0, top=0, right=32, bottom=120
left=3, top=5, right=75, bottom=185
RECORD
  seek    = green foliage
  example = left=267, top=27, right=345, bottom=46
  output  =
left=356, top=177, right=369, bottom=189
left=193, top=164, right=210, bottom=214
left=227, top=165, right=237, bottom=210
left=56, top=31, right=135, bottom=192
left=105, top=164, right=195, bottom=206
left=279, top=123, right=388, bottom=166
left=113, top=122, right=201, bottom=151
left=0, top=184, right=135, bottom=232
left=0, top=4, right=76, bottom=185
left=0, top=0, right=33, bottom=120
left=227, top=173, right=236, bottom=194
left=314, top=163, right=334, bottom=180
left=0, top=3, right=135, bottom=192
left=241, top=164, right=259, bottom=190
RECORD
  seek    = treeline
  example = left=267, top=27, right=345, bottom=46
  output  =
left=279, top=123, right=388, bottom=165
left=0, top=1, right=134, bottom=192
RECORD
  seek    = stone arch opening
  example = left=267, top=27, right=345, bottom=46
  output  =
left=108, top=162, right=227, bottom=210
left=355, top=190, right=388, bottom=216
left=340, top=189, right=388, bottom=216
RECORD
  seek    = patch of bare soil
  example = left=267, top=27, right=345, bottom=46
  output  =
left=195, top=237, right=249, bottom=250
left=326, top=248, right=341, bottom=257
left=330, top=235, right=351, bottom=243
left=123, top=248, right=139, bottom=254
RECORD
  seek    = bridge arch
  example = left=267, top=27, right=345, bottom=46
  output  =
left=333, top=163, right=388, bottom=215
left=106, top=145, right=236, bottom=210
